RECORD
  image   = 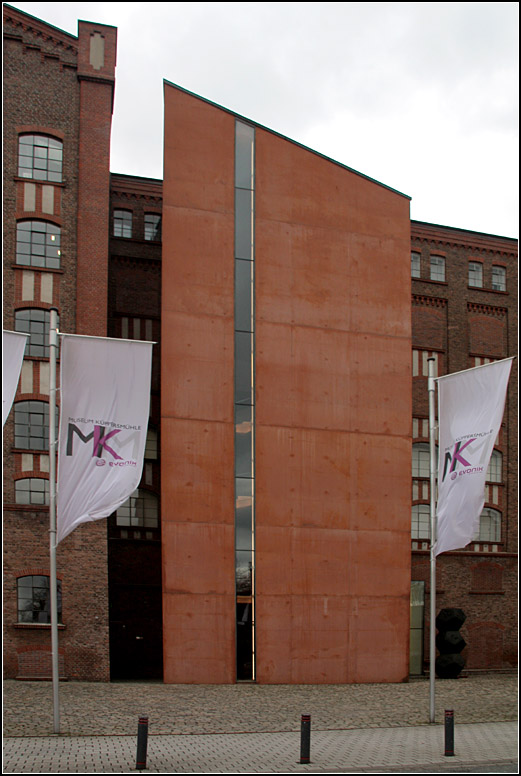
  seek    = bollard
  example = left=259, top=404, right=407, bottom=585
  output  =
left=300, top=713, right=311, bottom=764
left=444, top=709, right=454, bottom=756
left=136, top=715, right=149, bottom=770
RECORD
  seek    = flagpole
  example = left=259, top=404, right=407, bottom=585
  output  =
left=49, top=308, right=60, bottom=734
left=428, top=357, right=437, bottom=723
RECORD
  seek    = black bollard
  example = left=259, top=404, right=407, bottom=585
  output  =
left=300, top=713, right=311, bottom=764
left=444, top=709, right=454, bottom=756
left=136, top=715, right=149, bottom=770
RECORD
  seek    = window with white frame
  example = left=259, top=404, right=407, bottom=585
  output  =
left=17, top=575, right=62, bottom=623
left=411, top=252, right=421, bottom=278
left=430, top=255, right=445, bottom=282
left=412, top=443, right=430, bottom=478
left=491, top=266, right=506, bottom=292
left=114, top=210, right=132, bottom=238
left=468, top=261, right=483, bottom=288
left=18, top=135, right=63, bottom=182
left=412, top=504, right=430, bottom=539
left=16, top=221, right=61, bottom=269
left=15, top=478, right=50, bottom=506
left=473, top=508, right=501, bottom=542
left=486, top=450, right=502, bottom=483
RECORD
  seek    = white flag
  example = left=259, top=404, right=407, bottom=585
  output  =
left=3, top=330, right=29, bottom=426
left=57, top=334, right=153, bottom=543
left=434, top=358, right=513, bottom=556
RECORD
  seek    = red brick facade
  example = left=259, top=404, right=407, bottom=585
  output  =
left=3, top=5, right=115, bottom=681
left=411, top=221, right=517, bottom=671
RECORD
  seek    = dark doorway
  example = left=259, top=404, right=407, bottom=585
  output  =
left=108, top=536, right=163, bottom=680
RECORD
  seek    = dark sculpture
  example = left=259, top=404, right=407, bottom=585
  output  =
left=435, top=608, right=466, bottom=678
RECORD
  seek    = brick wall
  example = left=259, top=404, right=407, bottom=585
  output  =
left=410, top=221, right=518, bottom=671
left=3, top=6, right=115, bottom=682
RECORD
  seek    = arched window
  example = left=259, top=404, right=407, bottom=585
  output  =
left=18, top=135, right=63, bottom=182
left=116, top=489, right=158, bottom=528
left=17, top=575, right=61, bottom=623
left=412, top=504, right=430, bottom=540
left=15, top=478, right=49, bottom=505
left=412, top=443, right=430, bottom=478
left=473, top=508, right=501, bottom=543
left=14, top=309, right=58, bottom=358
left=486, top=450, right=502, bottom=483
left=16, top=221, right=61, bottom=269
left=14, top=401, right=57, bottom=450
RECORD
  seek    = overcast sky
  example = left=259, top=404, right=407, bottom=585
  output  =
left=8, top=2, right=519, bottom=237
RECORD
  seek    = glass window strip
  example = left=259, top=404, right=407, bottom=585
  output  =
left=234, top=120, right=255, bottom=681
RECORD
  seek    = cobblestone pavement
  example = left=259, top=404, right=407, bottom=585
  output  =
left=2, top=722, right=518, bottom=773
left=2, top=673, right=517, bottom=738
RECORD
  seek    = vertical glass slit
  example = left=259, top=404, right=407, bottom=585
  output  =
left=234, top=120, right=255, bottom=681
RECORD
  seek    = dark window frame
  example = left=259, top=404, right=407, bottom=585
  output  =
left=18, top=134, right=63, bottom=183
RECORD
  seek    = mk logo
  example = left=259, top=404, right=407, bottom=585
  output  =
left=441, top=435, right=490, bottom=482
left=66, top=423, right=122, bottom=459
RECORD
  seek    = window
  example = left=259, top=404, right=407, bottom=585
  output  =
left=468, top=261, right=483, bottom=288
left=412, top=504, right=430, bottom=539
left=18, top=135, right=63, bottom=182
left=411, top=252, right=421, bottom=278
left=144, top=214, right=161, bottom=241
left=116, top=489, right=158, bottom=528
left=114, top=210, right=132, bottom=238
left=14, top=401, right=57, bottom=450
left=486, top=450, right=502, bottom=483
left=473, top=508, right=501, bottom=542
left=491, top=266, right=506, bottom=292
left=144, top=428, right=158, bottom=460
left=412, top=443, right=430, bottom=478
left=17, top=575, right=61, bottom=623
left=15, top=309, right=58, bottom=358
left=430, top=255, right=445, bottom=282
left=15, top=478, right=50, bottom=505
left=16, top=221, right=61, bottom=269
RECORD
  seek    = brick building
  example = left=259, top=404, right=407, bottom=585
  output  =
left=3, top=4, right=518, bottom=682
left=3, top=3, right=116, bottom=680
left=409, top=221, right=518, bottom=673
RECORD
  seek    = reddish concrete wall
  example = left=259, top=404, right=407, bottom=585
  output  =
left=161, top=86, right=236, bottom=683
left=254, top=130, right=412, bottom=683
left=162, top=83, right=412, bottom=683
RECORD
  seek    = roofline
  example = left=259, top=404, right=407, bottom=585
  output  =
left=163, top=79, right=411, bottom=202
left=412, top=219, right=518, bottom=243
left=3, top=2, right=78, bottom=42
left=110, top=172, right=163, bottom=185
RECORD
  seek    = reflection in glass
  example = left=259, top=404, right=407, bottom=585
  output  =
left=235, top=331, right=254, bottom=405
left=235, top=189, right=254, bottom=260
left=235, top=122, right=254, bottom=190
left=236, top=477, right=253, bottom=550
left=235, top=260, right=254, bottom=332
left=235, top=406, right=253, bottom=478
left=235, top=551, right=253, bottom=595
